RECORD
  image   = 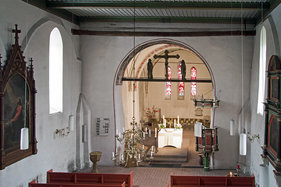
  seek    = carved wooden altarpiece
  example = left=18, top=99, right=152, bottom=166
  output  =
left=263, top=55, right=281, bottom=175
left=0, top=25, right=37, bottom=170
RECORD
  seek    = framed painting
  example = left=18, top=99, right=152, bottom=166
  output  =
left=0, top=25, right=37, bottom=169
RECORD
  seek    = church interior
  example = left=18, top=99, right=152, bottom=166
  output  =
left=1, top=0, right=281, bottom=186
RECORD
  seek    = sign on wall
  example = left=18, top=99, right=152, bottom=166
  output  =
left=96, top=118, right=110, bottom=136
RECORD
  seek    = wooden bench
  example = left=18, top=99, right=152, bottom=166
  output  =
left=29, top=180, right=125, bottom=187
left=47, top=170, right=133, bottom=187
left=170, top=174, right=255, bottom=187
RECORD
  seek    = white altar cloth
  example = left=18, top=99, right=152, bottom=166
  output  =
left=158, top=128, right=183, bottom=148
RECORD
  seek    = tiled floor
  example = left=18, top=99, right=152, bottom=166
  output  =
left=88, top=166, right=235, bottom=187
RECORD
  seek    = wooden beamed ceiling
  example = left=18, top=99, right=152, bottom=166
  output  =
left=22, top=0, right=281, bottom=27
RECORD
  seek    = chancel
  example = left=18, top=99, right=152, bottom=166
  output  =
left=1, top=0, right=281, bottom=187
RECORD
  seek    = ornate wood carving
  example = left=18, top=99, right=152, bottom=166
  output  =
left=0, top=24, right=37, bottom=170
left=263, top=55, right=281, bottom=175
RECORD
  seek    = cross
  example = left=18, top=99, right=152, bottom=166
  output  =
left=12, top=24, right=21, bottom=45
left=154, top=50, right=180, bottom=79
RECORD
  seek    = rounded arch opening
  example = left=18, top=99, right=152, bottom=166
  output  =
left=113, top=39, right=216, bottom=166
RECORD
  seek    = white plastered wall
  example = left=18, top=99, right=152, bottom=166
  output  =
left=0, top=0, right=81, bottom=186
left=249, top=3, right=281, bottom=187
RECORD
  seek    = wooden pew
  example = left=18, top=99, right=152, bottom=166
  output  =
left=29, top=180, right=126, bottom=187
left=47, top=170, right=133, bottom=187
left=170, top=174, right=255, bottom=187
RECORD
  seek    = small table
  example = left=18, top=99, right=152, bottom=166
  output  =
left=158, top=128, right=183, bottom=148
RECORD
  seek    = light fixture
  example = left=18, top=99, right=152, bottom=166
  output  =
left=239, top=133, right=247, bottom=155
left=230, top=119, right=235, bottom=136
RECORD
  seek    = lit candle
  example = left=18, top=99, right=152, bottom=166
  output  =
left=149, top=129, right=151, bottom=137
left=143, top=132, right=145, bottom=139
left=155, top=128, right=157, bottom=137
left=145, top=127, right=148, bottom=133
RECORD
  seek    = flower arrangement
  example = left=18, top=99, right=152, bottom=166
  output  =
left=145, top=106, right=159, bottom=121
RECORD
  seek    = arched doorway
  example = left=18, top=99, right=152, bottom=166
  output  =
left=114, top=39, right=216, bottom=167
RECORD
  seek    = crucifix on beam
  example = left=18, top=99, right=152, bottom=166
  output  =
left=154, top=50, right=180, bottom=80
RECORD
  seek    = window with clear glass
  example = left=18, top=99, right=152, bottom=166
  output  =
left=257, top=27, right=266, bottom=115
left=49, top=27, right=63, bottom=114
left=190, top=67, right=197, bottom=97
left=165, top=66, right=172, bottom=99
left=178, top=63, right=185, bottom=98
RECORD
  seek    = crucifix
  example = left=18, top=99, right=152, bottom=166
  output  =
left=12, top=24, right=21, bottom=45
left=154, top=50, right=180, bottom=80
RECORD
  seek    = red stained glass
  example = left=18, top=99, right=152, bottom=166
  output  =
left=190, top=67, right=197, bottom=96
left=166, top=66, right=172, bottom=96
left=178, top=64, right=184, bottom=96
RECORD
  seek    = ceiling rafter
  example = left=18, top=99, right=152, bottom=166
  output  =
left=46, top=1, right=270, bottom=10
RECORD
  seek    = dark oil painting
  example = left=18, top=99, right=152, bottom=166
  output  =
left=4, top=74, right=29, bottom=150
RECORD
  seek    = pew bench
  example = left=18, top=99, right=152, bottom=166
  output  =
left=170, top=174, right=255, bottom=187
left=47, top=170, right=133, bottom=187
left=29, top=180, right=125, bottom=187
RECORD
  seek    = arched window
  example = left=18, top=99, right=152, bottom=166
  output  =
left=165, top=66, right=172, bottom=99
left=49, top=27, right=63, bottom=114
left=178, top=63, right=185, bottom=98
left=257, top=27, right=266, bottom=115
left=190, top=67, right=197, bottom=97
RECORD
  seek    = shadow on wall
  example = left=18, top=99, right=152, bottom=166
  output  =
left=75, top=93, right=92, bottom=170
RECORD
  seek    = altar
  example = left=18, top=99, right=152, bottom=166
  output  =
left=158, top=128, right=183, bottom=148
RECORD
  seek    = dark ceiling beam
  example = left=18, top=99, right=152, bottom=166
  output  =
left=22, top=0, right=79, bottom=25
left=257, top=0, right=281, bottom=24
left=80, top=16, right=257, bottom=25
left=71, top=29, right=256, bottom=37
left=46, top=1, right=270, bottom=10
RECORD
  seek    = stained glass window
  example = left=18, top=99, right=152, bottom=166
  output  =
left=178, top=63, right=185, bottom=97
left=191, top=67, right=197, bottom=97
left=165, top=66, right=172, bottom=98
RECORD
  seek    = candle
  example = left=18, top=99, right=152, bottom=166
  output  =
left=177, top=115, right=179, bottom=124
left=149, top=129, right=151, bottom=137
left=151, top=146, right=154, bottom=152
left=131, top=134, right=133, bottom=139
left=142, top=145, right=145, bottom=150
left=138, top=153, right=141, bottom=160
left=155, top=128, right=157, bottom=138
left=150, top=152, right=153, bottom=158
left=145, top=127, right=148, bottom=134
left=120, top=154, right=124, bottom=161
left=143, top=132, right=145, bottom=139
